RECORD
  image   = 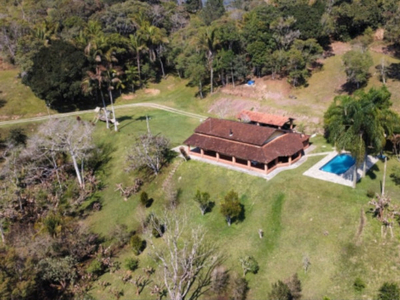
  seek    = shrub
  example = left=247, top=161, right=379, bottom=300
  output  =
left=269, top=280, right=292, bottom=300
left=87, top=259, right=104, bottom=276
left=125, top=258, right=139, bottom=271
left=354, top=277, right=366, bottom=292
left=239, top=256, right=259, bottom=276
left=130, top=235, right=145, bottom=255
left=230, top=275, right=248, bottom=300
left=377, top=282, right=400, bottom=300
left=366, top=189, right=375, bottom=198
left=140, top=192, right=149, bottom=207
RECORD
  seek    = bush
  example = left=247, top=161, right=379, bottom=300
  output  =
left=87, top=259, right=104, bottom=276
left=125, top=258, right=139, bottom=271
left=130, top=235, right=145, bottom=255
left=239, top=256, right=259, bottom=276
left=230, top=275, right=248, bottom=300
left=366, top=189, right=375, bottom=198
left=140, top=192, right=149, bottom=207
left=377, top=282, right=400, bottom=300
left=354, top=277, right=366, bottom=292
left=269, top=280, right=292, bottom=300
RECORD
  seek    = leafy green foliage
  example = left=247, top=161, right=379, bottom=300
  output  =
left=194, top=189, right=211, bottom=215
left=22, top=40, right=89, bottom=110
left=354, top=277, right=366, bottom=292
left=342, top=50, right=373, bottom=88
left=130, top=235, right=145, bottom=255
left=87, top=259, right=104, bottom=277
left=140, top=191, right=149, bottom=207
left=239, top=256, right=259, bottom=276
left=125, top=258, right=139, bottom=271
left=269, top=280, right=292, bottom=300
left=377, top=282, right=400, bottom=300
left=220, top=190, right=243, bottom=226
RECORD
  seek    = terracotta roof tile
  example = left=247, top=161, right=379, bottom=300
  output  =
left=238, top=110, right=293, bottom=127
left=195, top=118, right=277, bottom=146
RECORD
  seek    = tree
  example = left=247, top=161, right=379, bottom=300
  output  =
left=285, top=273, right=302, bottom=300
left=220, top=190, right=242, bottom=226
left=147, top=212, right=222, bottom=300
left=239, top=256, right=259, bottom=276
left=324, top=87, right=399, bottom=187
left=127, top=132, right=170, bottom=176
left=37, top=256, right=77, bottom=292
left=194, top=190, right=211, bottom=215
left=200, top=0, right=225, bottom=26
left=377, top=282, right=400, bottom=300
left=342, top=50, right=373, bottom=89
left=33, top=118, right=95, bottom=187
left=269, top=280, right=292, bottom=300
left=140, top=191, right=150, bottom=207
left=22, top=40, right=89, bottom=110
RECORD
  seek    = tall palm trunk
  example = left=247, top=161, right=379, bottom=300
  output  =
left=210, top=64, right=214, bottom=94
left=137, top=53, right=142, bottom=87
left=71, top=153, right=83, bottom=186
left=199, top=80, right=203, bottom=99
left=100, top=90, right=109, bottom=129
left=159, top=56, right=165, bottom=78
left=108, top=90, right=118, bottom=132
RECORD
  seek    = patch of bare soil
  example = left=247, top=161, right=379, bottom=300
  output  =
left=121, top=93, right=136, bottom=100
left=144, top=89, right=160, bottom=96
left=221, top=77, right=291, bottom=101
left=330, top=42, right=352, bottom=55
left=0, top=58, right=14, bottom=70
left=374, top=28, right=385, bottom=41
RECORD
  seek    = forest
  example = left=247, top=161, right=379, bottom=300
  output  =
left=2, top=0, right=400, bottom=299
left=1, top=0, right=400, bottom=110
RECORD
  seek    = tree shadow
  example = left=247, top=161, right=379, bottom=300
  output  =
left=237, top=203, right=246, bottom=223
left=135, top=115, right=154, bottom=122
left=366, top=163, right=379, bottom=180
left=146, top=198, right=154, bottom=208
left=205, top=201, right=215, bottom=214
left=0, top=98, right=7, bottom=108
left=339, top=80, right=368, bottom=94
left=117, top=115, right=133, bottom=130
left=387, top=63, right=400, bottom=81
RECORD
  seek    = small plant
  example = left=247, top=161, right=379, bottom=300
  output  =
left=130, top=235, right=145, bottom=255
left=125, top=258, right=139, bottom=271
left=354, top=277, right=366, bottom=292
left=239, top=256, right=259, bottom=276
left=366, top=189, right=375, bottom=198
left=377, top=282, right=400, bottom=300
left=87, top=259, right=104, bottom=276
left=140, top=192, right=149, bottom=207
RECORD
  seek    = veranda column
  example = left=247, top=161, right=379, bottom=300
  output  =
left=201, top=149, right=204, bottom=157
left=289, top=156, right=292, bottom=165
left=216, top=153, right=220, bottom=161
left=264, top=164, right=268, bottom=174
left=247, top=160, right=251, bottom=169
left=232, top=157, right=236, bottom=164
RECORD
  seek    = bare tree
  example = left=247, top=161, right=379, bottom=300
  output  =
left=147, top=211, right=222, bottom=300
left=127, top=133, right=170, bottom=175
left=33, top=118, right=95, bottom=187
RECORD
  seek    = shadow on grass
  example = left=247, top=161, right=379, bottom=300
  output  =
left=366, top=164, right=379, bottom=180
left=135, top=115, right=154, bottom=122
left=0, top=98, right=7, bottom=108
left=117, top=115, right=133, bottom=130
left=146, top=198, right=154, bottom=208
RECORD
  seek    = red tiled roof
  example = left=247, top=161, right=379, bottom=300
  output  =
left=195, top=118, right=277, bottom=146
left=184, top=118, right=309, bottom=164
left=238, top=110, right=293, bottom=127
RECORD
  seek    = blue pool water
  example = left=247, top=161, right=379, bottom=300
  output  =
left=320, top=154, right=356, bottom=175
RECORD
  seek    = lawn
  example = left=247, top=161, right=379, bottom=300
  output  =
left=0, top=69, right=53, bottom=119
left=85, top=107, right=400, bottom=300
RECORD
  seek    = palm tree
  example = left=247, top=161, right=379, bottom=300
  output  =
left=324, top=87, right=399, bottom=188
left=128, top=33, right=148, bottom=87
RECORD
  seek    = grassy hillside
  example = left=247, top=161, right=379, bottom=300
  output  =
left=82, top=107, right=400, bottom=300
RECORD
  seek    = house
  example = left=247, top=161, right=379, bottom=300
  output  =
left=237, top=110, right=295, bottom=130
left=184, top=117, right=309, bottom=174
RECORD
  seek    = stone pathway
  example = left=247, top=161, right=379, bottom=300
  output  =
left=303, top=152, right=379, bottom=187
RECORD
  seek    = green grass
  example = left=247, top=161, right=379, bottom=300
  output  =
left=0, top=69, right=53, bottom=118
left=84, top=109, right=400, bottom=300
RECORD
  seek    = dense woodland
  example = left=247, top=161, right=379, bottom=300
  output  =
left=1, top=0, right=400, bottom=110
left=2, top=0, right=400, bottom=299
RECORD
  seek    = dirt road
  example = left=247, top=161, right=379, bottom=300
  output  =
left=0, top=103, right=207, bottom=127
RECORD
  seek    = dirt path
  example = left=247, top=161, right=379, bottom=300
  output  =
left=0, top=103, right=207, bottom=127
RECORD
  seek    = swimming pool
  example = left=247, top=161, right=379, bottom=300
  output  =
left=320, top=154, right=355, bottom=175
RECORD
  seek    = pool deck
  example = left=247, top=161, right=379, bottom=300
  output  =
left=303, top=151, right=379, bottom=187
